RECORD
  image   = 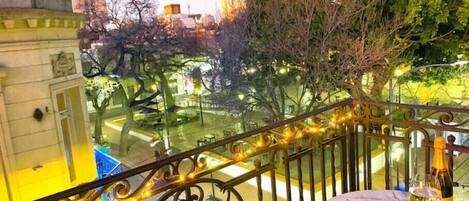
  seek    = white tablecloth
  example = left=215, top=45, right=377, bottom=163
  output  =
left=328, top=190, right=410, bottom=201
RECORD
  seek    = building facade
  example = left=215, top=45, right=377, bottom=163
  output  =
left=0, top=1, right=97, bottom=200
left=72, top=0, right=107, bottom=15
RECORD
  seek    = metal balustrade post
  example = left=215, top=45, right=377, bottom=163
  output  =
left=366, top=130, right=372, bottom=189
left=363, top=104, right=372, bottom=190
left=384, top=128, right=391, bottom=190
left=404, top=137, right=410, bottom=191
left=347, top=121, right=356, bottom=191
left=355, top=124, right=360, bottom=191
left=412, top=104, right=419, bottom=177
left=308, top=151, right=315, bottom=201
left=320, top=141, right=326, bottom=201
left=255, top=160, right=263, bottom=201
left=447, top=135, right=455, bottom=182
left=283, top=150, right=292, bottom=201
left=296, top=146, right=304, bottom=201
left=330, top=144, right=337, bottom=197
left=340, top=125, right=348, bottom=194
left=270, top=151, right=278, bottom=201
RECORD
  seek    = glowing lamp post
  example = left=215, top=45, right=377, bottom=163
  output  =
left=195, top=88, right=204, bottom=126
left=238, top=93, right=247, bottom=132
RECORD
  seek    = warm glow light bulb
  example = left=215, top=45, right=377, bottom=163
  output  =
left=188, top=173, right=195, bottom=179
left=257, top=141, right=263, bottom=147
left=248, top=67, right=257, bottom=74
left=394, top=69, right=404, bottom=77
left=145, top=180, right=153, bottom=187
left=279, top=68, right=287, bottom=74
left=144, top=190, right=151, bottom=198
left=151, top=84, right=158, bottom=91
left=179, top=175, right=186, bottom=182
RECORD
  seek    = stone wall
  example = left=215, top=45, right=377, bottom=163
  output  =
left=0, top=8, right=96, bottom=201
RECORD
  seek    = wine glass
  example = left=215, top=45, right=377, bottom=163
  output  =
left=409, top=174, right=442, bottom=201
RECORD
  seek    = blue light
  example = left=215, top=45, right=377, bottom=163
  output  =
left=94, top=146, right=122, bottom=179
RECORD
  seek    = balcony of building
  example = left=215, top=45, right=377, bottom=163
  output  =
left=38, top=98, right=469, bottom=201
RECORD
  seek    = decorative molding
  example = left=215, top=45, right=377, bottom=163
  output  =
left=26, top=19, right=38, bottom=28
left=0, top=18, right=84, bottom=30
left=50, top=52, right=76, bottom=78
left=0, top=9, right=85, bottom=30
left=54, top=19, right=60, bottom=27
left=3, top=20, right=15, bottom=29
left=44, top=19, right=51, bottom=28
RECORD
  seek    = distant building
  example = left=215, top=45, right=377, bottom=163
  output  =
left=0, top=0, right=97, bottom=200
left=72, top=0, right=107, bottom=15
left=162, top=3, right=216, bottom=30
left=164, top=3, right=181, bottom=15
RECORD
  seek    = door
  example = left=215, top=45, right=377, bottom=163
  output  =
left=56, top=92, right=77, bottom=182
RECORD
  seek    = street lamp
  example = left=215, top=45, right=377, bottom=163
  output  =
left=238, top=93, right=246, bottom=132
left=247, top=67, right=257, bottom=74
left=279, top=68, right=288, bottom=74
left=195, top=88, right=204, bottom=126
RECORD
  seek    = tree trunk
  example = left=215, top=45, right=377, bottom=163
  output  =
left=279, top=86, right=286, bottom=120
left=156, top=71, right=177, bottom=125
left=119, top=106, right=133, bottom=156
left=346, top=84, right=370, bottom=100
left=370, top=76, right=389, bottom=101
left=370, top=68, right=392, bottom=101
left=94, top=111, right=104, bottom=145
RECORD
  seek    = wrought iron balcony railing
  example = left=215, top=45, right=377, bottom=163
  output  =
left=38, top=98, right=469, bottom=201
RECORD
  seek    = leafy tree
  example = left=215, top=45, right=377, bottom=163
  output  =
left=80, top=0, right=210, bottom=155
left=80, top=0, right=173, bottom=155
left=214, top=0, right=408, bottom=117
left=221, top=0, right=468, bottom=102
left=85, top=76, right=119, bottom=145
left=389, top=0, right=469, bottom=85
left=209, top=0, right=349, bottom=121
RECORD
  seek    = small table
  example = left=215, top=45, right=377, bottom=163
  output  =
left=328, top=190, right=410, bottom=201
left=204, top=134, right=216, bottom=142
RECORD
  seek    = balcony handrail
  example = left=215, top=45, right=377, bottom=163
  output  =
left=37, top=98, right=354, bottom=201
left=39, top=98, right=469, bottom=201
left=358, top=99, right=469, bottom=134
left=358, top=99, right=469, bottom=113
